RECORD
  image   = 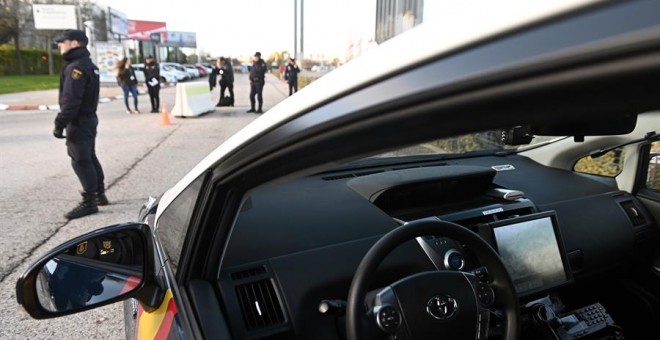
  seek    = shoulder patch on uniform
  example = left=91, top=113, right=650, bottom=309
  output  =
left=72, top=68, right=83, bottom=80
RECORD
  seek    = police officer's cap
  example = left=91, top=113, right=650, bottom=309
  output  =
left=254, top=51, right=261, bottom=57
left=54, top=29, right=88, bottom=45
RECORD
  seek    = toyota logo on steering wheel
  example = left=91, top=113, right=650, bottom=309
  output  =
left=426, top=295, right=458, bottom=320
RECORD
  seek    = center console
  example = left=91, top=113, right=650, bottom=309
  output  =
left=525, top=295, right=625, bottom=340
left=429, top=203, right=627, bottom=340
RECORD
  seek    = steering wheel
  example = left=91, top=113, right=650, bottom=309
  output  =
left=346, top=217, right=520, bottom=340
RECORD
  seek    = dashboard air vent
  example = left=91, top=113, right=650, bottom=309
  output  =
left=231, top=266, right=266, bottom=280
left=620, top=200, right=647, bottom=227
left=236, top=279, right=285, bottom=330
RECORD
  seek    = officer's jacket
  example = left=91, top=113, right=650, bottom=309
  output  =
left=249, top=59, right=268, bottom=83
left=144, top=62, right=160, bottom=87
left=285, top=64, right=300, bottom=83
left=220, top=61, right=234, bottom=84
left=55, top=47, right=100, bottom=130
left=208, top=67, right=220, bottom=89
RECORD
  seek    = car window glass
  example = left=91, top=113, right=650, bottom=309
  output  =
left=573, top=148, right=625, bottom=177
left=647, top=141, right=660, bottom=191
left=156, top=175, right=204, bottom=274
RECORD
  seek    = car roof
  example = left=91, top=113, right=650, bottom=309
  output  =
left=156, top=0, right=605, bottom=220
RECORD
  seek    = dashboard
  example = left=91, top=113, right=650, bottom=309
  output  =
left=218, top=154, right=658, bottom=339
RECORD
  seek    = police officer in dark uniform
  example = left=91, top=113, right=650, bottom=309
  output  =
left=247, top=51, right=268, bottom=113
left=144, top=55, right=161, bottom=113
left=219, top=57, right=235, bottom=105
left=284, top=57, right=301, bottom=96
left=53, top=29, right=108, bottom=220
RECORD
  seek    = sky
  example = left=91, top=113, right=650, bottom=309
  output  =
left=96, top=0, right=376, bottom=61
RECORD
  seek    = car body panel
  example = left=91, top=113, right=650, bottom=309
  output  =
left=134, top=289, right=182, bottom=340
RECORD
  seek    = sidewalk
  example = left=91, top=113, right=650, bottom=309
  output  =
left=0, top=73, right=290, bottom=112
left=0, top=85, right=148, bottom=111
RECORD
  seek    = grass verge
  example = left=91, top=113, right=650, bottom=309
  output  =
left=0, top=75, right=59, bottom=94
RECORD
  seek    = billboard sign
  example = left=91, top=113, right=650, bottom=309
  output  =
left=127, top=20, right=167, bottom=41
left=32, top=4, right=77, bottom=30
left=108, top=7, right=128, bottom=36
left=95, top=42, right=124, bottom=83
left=163, top=31, right=197, bottom=48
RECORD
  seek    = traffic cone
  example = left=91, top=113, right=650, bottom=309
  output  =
left=160, top=103, right=172, bottom=126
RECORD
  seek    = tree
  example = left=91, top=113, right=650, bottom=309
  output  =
left=0, top=0, right=24, bottom=74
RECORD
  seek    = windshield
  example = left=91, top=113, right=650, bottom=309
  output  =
left=372, top=130, right=563, bottom=159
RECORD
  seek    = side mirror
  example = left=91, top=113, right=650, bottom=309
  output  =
left=16, top=223, right=161, bottom=319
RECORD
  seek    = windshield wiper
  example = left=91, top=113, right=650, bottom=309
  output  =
left=590, top=131, right=658, bottom=158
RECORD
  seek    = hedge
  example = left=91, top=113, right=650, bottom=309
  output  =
left=0, top=44, right=64, bottom=75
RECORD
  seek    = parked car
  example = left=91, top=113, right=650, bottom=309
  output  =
left=194, top=64, right=208, bottom=76
left=16, top=1, right=660, bottom=340
left=182, top=64, right=201, bottom=78
left=132, top=63, right=178, bottom=86
left=161, top=62, right=190, bottom=81
left=199, top=63, right=214, bottom=74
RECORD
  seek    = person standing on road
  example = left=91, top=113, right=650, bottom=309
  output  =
left=144, top=56, right=160, bottom=113
left=209, top=57, right=235, bottom=107
left=116, top=57, right=140, bottom=114
left=247, top=51, right=267, bottom=113
left=52, top=29, right=109, bottom=220
left=219, top=57, right=235, bottom=106
left=284, top=57, right=301, bottom=96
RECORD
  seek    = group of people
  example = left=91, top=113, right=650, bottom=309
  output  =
left=117, top=50, right=299, bottom=117
left=209, top=52, right=301, bottom=114
left=51, top=29, right=298, bottom=220
left=115, top=56, right=161, bottom=114
left=209, top=51, right=268, bottom=113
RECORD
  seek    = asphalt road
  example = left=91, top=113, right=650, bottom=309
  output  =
left=0, top=73, right=289, bottom=339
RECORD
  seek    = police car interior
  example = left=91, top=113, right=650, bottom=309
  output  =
left=15, top=1, right=660, bottom=340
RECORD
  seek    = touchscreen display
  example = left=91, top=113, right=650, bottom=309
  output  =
left=491, top=212, right=570, bottom=296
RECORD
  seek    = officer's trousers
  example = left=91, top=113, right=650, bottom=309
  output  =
left=147, top=85, right=160, bottom=111
left=65, top=116, right=105, bottom=194
left=288, top=80, right=298, bottom=96
left=220, top=81, right=234, bottom=100
left=249, top=81, right=265, bottom=110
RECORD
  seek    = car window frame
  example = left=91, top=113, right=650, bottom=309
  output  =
left=170, top=1, right=660, bottom=285
left=634, top=141, right=660, bottom=199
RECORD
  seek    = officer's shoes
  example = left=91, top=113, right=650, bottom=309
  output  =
left=246, top=108, right=256, bottom=113
left=255, top=109, right=264, bottom=114
left=96, top=192, right=109, bottom=206
left=64, top=197, right=98, bottom=220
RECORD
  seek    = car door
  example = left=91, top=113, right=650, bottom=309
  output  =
left=166, top=2, right=660, bottom=338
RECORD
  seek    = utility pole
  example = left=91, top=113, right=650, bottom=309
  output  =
left=300, top=0, right=304, bottom=62
left=294, top=0, right=297, bottom=61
